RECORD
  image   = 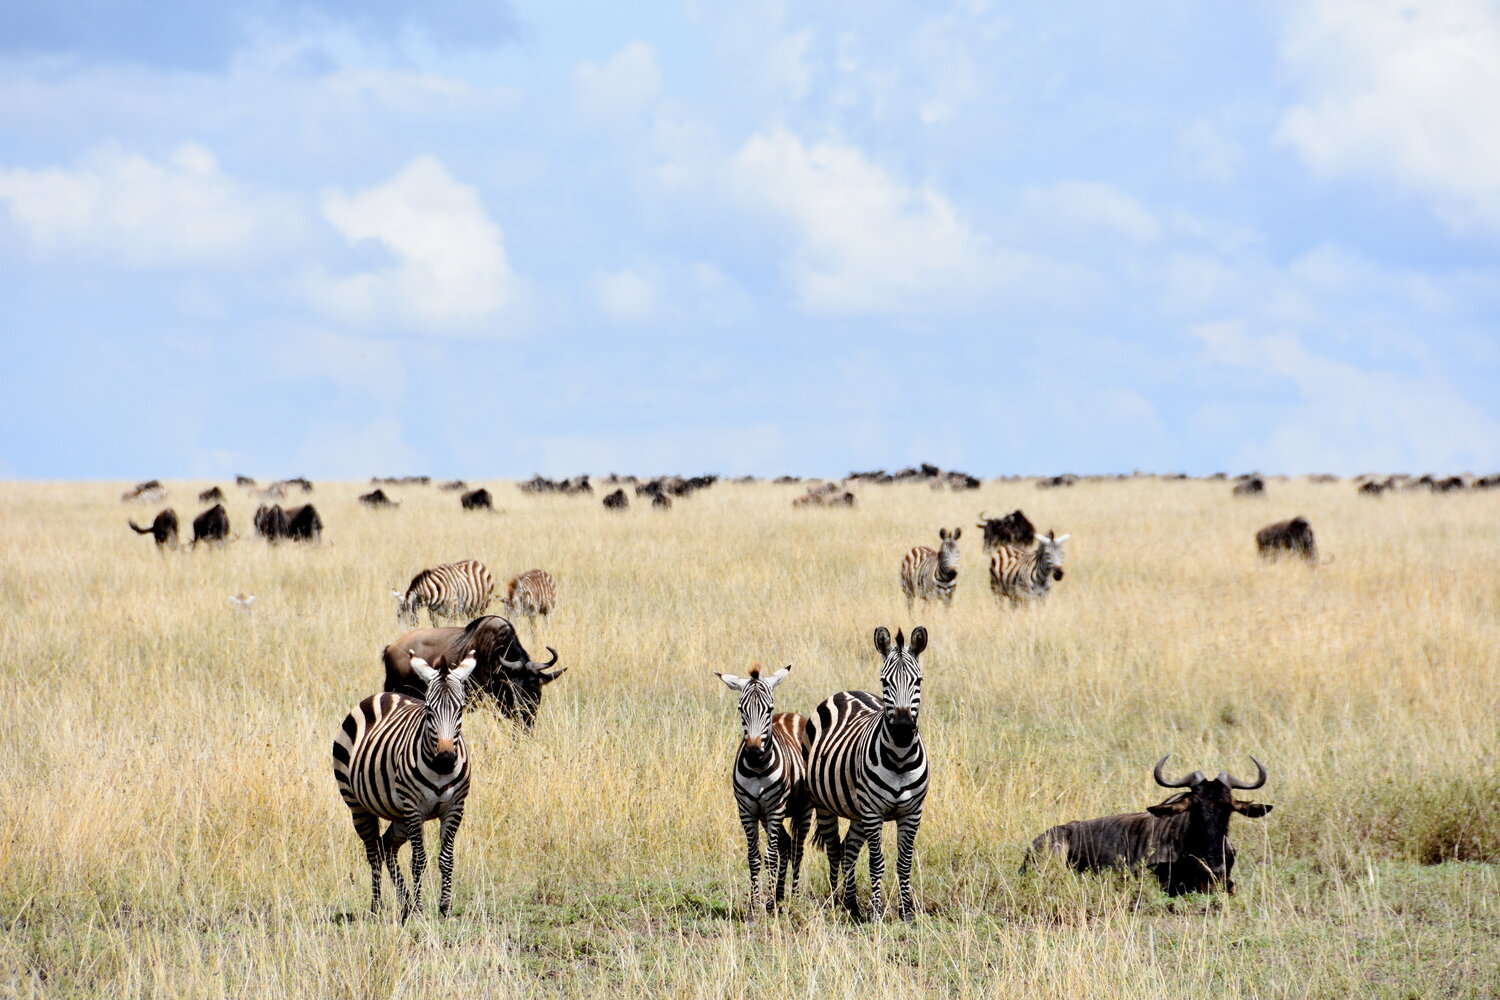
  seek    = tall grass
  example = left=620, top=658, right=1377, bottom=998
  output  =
left=0, top=478, right=1495, bottom=997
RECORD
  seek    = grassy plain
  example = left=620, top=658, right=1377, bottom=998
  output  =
left=0, top=477, right=1496, bottom=998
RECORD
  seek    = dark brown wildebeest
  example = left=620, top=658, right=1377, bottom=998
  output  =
left=1358, top=480, right=1388, bottom=496
left=285, top=476, right=314, bottom=493
left=198, top=486, right=224, bottom=503
left=128, top=508, right=179, bottom=548
left=460, top=488, right=492, bottom=510
left=651, top=489, right=673, bottom=510
left=254, top=504, right=289, bottom=541
left=602, top=488, right=628, bottom=510
left=235, top=475, right=256, bottom=487
left=1233, top=476, right=1266, bottom=496
left=1256, top=517, right=1317, bottom=562
left=1022, top=755, right=1272, bottom=895
left=283, top=504, right=323, bottom=542
left=976, top=509, right=1036, bottom=551
left=383, top=615, right=565, bottom=729
left=359, top=488, right=398, bottom=507
left=191, top=504, right=230, bottom=546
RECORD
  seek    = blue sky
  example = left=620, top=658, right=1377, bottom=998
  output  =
left=2, top=0, right=1498, bottom=479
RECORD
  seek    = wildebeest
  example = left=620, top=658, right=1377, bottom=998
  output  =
left=359, top=488, right=398, bottom=507
left=121, top=479, right=166, bottom=503
left=128, top=508, right=179, bottom=548
left=1232, top=477, right=1266, bottom=497
left=284, top=476, right=314, bottom=493
left=651, top=489, right=673, bottom=510
left=602, top=488, right=628, bottom=510
left=460, top=488, right=492, bottom=510
left=383, top=616, right=565, bottom=729
left=1255, top=517, right=1317, bottom=563
left=439, top=479, right=468, bottom=491
left=283, top=504, right=323, bottom=542
left=235, top=475, right=256, bottom=487
left=254, top=504, right=289, bottom=541
left=1358, top=480, right=1388, bottom=496
left=198, top=486, right=224, bottom=503
left=1022, top=755, right=1272, bottom=895
left=191, top=503, right=230, bottom=546
left=976, top=509, right=1036, bottom=550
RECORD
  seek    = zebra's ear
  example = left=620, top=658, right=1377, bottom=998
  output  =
left=410, top=653, right=439, bottom=684
left=873, top=626, right=893, bottom=656
left=953, top=526, right=961, bottom=539
left=939, top=528, right=948, bottom=540
left=450, top=650, right=478, bottom=685
left=908, top=627, right=928, bottom=656
left=765, top=665, right=792, bottom=690
left=715, top=672, right=749, bottom=691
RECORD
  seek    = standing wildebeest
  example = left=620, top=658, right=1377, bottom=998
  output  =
left=900, top=528, right=961, bottom=611
left=1023, top=755, right=1273, bottom=895
left=503, top=569, right=557, bottom=630
left=383, top=616, right=565, bottom=729
left=460, top=488, right=492, bottom=510
left=191, top=504, right=230, bottom=546
left=198, top=486, right=224, bottom=503
left=360, top=489, right=398, bottom=508
left=1256, top=517, right=1317, bottom=563
left=254, top=504, right=289, bottom=541
left=1232, top=477, right=1266, bottom=497
left=602, top=488, right=628, bottom=510
left=128, top=508, right=179, bottom=548
left=283, top=504, right=323, bottom=542
left=976, top=510, right=1036, bottom=551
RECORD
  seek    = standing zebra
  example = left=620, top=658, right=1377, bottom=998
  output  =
left=715, top=664, right=813, bottom=917
left=989, top=530, right=1069, bottom=605
left=900, top=527, right=961, bottom=611
left=394, top=559, right=494, bottom=627
left=332, top=651, right=477, bottom=918
left=805, top=626, right=930, bottom=922
left=503, top=569, right=557, bottom=631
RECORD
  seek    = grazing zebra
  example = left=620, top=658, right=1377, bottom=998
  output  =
left=900, top=527, right=961, bottom=611
left=805, top=626, right=930, bottom=921
left=332, top=651, right=477, bottom=918
left=715, top=664, right=812, bottom=917
left=989, top=531, right=1069, bottom=605
left=503, top=569, right=557, bottom=630
left=394, top=559, right=494, bottom=627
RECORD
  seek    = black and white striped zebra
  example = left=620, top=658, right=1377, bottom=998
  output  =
left=716, top=664, right=812, bottom=917
left=805, top=626, right=930, bottom=922
left=332, top=651, right=477, bottom=918
left=503, top=569, right=557, bottom=631
left=900, top=527, right=961, bottom=610
left=394, top=559, right=494, bottom=627
left=989, top=530, right=1069, bottom=604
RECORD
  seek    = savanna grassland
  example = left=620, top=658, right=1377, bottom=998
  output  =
left=1, top=477, right=1496, bottom=999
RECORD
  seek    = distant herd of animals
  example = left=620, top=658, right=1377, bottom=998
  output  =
left=114, top=466, right=1495, bottom=921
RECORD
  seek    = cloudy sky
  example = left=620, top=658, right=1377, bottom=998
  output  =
left=2, top=0, right=1498, bottom=479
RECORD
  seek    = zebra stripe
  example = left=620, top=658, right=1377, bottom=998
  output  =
left=397, top=559, right=493, bottom=627
left=900, top=527, right=961, bottom=610
left=805, top=626, right=930, bottom=922
left=717, top=665, right=812, bottom=916
left=988, top=531, right=1069, bottom=604
left=503, top=569, right=557, bottom=629
left=332, top=652, right=477, bottom=918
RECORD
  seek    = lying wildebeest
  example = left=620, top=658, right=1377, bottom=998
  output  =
left=128, top=508, right=179, bottom=548
left=383, top=615, right=566, bottom=729
left=1022, top=755, right=1272, bottom=895
left=283, top=504, right=323, bottom=542
left=254, top=504, right=289, bottom=541
left=1357, top=480, right=1388, bottom=496
left=976, top=509, right=1036, bottom=550
left=460, top=487, right=492, bottom=510
left=198, top=486, right=224, bottom=503
left=1255, top=517, right=1317, bottom=563
left=359, top=488, right=398, bottom=507
left=602, top=488, right=628, bottom=510
left=1232, top=477, right=1266, bottom=497
left=191, top=503, right=230, bottom=546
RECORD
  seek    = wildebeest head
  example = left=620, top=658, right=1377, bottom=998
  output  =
left=490, top=643, right=565, bottom=729
left=936, top=527, right=961, bottom=579
left=410, top=650, right=478, bottom=770
left=873, top=625, right=926, bottom=743
left=1149, top=755, right=1272, bottom=894
left=1037, top=530, right=1069, bottom=581
left=715, top=663, right=791, bottom=757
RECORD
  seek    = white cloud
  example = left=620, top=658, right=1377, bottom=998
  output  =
left=315, top=156, right=515, bottom=332
left=1276, top=0, right=1500, bottom=231
left=728, top=128, right=1011, bottom=314
left=1192, top=320, right=1500, bottom=472
left=592, top=268, right=660, bottom=323
left=0, top=143, right=283, bottom=264
left=574, top=42, right=663, bottom=122
left=1016, top=181, right=1160, bottom=243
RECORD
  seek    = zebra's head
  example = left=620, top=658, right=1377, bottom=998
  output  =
left=393, top=587, right=418, bottom=627
left=410, top=649, right=478, bottom=771
left=1037, top=531, right=1070, bottom=581
left=874, top=626, right=927, bottom=742
left=937, top=527, right=961, bottom=578
left=716, top=663, right=791, bottom=756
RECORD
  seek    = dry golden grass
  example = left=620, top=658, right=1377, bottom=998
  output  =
left=1, top=477, right=1496, bottom=998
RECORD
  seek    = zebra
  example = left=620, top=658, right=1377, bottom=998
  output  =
left=715, top=664, right=813, bottom=917
left=989, top=530, right=1069, bottom=605
left=900, top=527, right=961, bottom=611
left=394, top=559, right=494, bottom=627
left=503, top=569, right=557, bottom=631
left=332, top=650, right=477, bottom=918
left=804, top=626, right=930, bottom=922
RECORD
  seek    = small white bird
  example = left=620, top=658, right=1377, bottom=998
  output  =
left=230, top=592, right=258, bottom=610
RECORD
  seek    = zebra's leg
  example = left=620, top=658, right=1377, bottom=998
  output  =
left=862, top=818, right=888, bottom=921
left=762, top=807, right=783, bottom=913
left=380, top=820, right=411, bottom=913
left=815, top=809, right=843, bottom=903
left=839, top=821, right=869, bottom=920
left=405, top=809, right=428, bottom=918
left=895, top=816, right=920, bottom=921
left=774, top=822, right=792, bottom=902
left=350, top=809, right=384, bottom=914
left=788, top=799, right=813, bottom=898
left=436, top=807, right=465, bottom=917
left=739, top=803, right=762, bottom=919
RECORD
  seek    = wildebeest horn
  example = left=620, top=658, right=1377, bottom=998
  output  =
left=535, top=646, right=559, bottom=668
left=1219, top=756, right=1267, bottom=790
left=1153, top=754, right=1203, bottom=788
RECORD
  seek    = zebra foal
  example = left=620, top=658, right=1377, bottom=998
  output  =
left=332, top=650, right=477, bottom=918
left=805, top=626, right=931, bottom=922
left=900, top=527, right=961, bottom=610
left=715, top=664, right=812, bottom=917
left=503, top=569, right=557, bottom=631
left=989, top=530, right=1069, bottom=605
left=394, top=559, right=494, bottom=627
